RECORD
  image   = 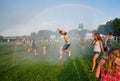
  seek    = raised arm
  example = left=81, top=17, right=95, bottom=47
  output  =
left=104, top=36, right=108, bottom=47
left=57, top=28, right=62, bottom=32
left=57, top=28, right=60, bottom=31
left=57, top=28, right=65, bottom=34
left=85, top=40, right=94, bottom=48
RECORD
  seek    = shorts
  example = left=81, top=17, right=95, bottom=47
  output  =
left=94, top=51, right=101, bottom=55
left=101, top=55, right=108, bottom=60
left=32, top=45, right=36, bottom=49
left=62, top=44, right=70, bottom=50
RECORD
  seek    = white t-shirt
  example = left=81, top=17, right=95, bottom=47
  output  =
left=93, top=41, right=101, bottom=52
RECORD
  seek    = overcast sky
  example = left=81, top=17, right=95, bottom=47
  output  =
left=0, top=0, right=120, bottom=36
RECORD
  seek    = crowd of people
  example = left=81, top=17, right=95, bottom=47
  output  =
left=19, top=29, right=120, bottom=81
left=85, top=32, right=120, bottom=80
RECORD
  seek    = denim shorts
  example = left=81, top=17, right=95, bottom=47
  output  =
left=62, top=44, right=70, bottom=50
left=94, top=51, right=101, bottom=55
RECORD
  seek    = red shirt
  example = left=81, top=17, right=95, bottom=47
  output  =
left=101, top=68, right=120, bottom=81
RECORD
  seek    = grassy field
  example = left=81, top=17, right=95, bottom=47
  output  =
left=0, top=40, right=107, bottom=81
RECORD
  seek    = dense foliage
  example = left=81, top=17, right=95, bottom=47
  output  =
left=93, top=18, right=120, bottom=36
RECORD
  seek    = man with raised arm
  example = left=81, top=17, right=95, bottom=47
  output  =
left=57, top=28, right=71, bottom=58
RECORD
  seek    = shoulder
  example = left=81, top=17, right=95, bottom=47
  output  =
left=64, top=33, right=68, bottom=36
left=98, top=40, right=103, bottom=44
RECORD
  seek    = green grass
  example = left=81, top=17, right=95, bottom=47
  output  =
left=0, top=41, right=101, bottom=81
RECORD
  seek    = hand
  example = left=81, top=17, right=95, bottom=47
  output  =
left=57, top=28, right=60, bottom=31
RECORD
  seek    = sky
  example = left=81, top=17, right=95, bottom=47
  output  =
left=0, top=0, right=120, bottom=36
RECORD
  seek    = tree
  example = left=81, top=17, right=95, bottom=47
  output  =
left=113, top=18, right=120, bottom=35
left=96, top=18, right=120, bottom=36
left=30, top=32, right=37, bottom=38
left=97, top=20, right=114, bottom=35
left=37, top=30, right=55, bottom=39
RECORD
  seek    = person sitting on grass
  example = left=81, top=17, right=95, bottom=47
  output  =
left=57, top=28, right=71, bottom=59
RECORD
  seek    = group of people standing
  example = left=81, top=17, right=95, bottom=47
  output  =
left=27, top=38, right=47, bottom=56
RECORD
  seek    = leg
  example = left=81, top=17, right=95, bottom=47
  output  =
left=62, top=44, right=71, bottom=56
left=43, top=46, right=47, bottom=55
left=64, top=50, right=71, bottom=56
left=33, top=49, right=37, bottom=55
left=96, top=59, right=106, bottom=78
left=90, top=54, right=99, bottom=72
left=28, top=48, right=32, bottom=53
left=59, top=46, right=63, bottom=60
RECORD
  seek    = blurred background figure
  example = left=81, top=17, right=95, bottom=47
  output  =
left=59, top=46, right=63, bottom=60
left=28, top=38, right=37, bottom=56
left=104, top=32, right=114, bottom=51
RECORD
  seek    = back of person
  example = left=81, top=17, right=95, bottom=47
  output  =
left=106, top=37, right=113, bottom=47
left=105, top=32, right=113, bottom=51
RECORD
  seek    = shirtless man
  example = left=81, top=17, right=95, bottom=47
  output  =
left=57, top=28, right=71, bottom=58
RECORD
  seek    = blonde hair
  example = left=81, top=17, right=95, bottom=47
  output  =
left=103, top=47, right=120, bottom=74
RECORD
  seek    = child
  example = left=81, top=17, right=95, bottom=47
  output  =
left=86, top=33, right=104, bottom=72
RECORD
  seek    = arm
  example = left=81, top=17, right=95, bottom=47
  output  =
left=96, top=59, right=106, bottom=78
left=85, top=40, right=94, bottom=48
left=57, top=28, right=63, bottom=34
left=57, top=28, right=61, bottom=32
left=104, top=37, right=108, bottom=47
left=57, top=28, right=65, bottom=33
left=99, top=40, right=104, bottom=54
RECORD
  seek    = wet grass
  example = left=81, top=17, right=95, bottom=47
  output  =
left=0, top=41, right=105, bottom=81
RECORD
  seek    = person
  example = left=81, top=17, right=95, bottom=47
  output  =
left=104, top=32, right=113, bottom=51
left=28, top=38, right=37, bottom=56
left=59, top=46, right=63, bottom=60
left=86, top=33, right=104, bottom=72
left=43, top=45, right=47, bottom=55
left=96, top=47, right=118, bottom=78
left=100, top=48, right=120, bottom=81
left=39, top=42, right=47, bottom=55
left=96, top=32, right=113, bottom=77
left=21, top=36, right=26, bottom=44
left=80, top=36, right=86, bottom=52
left=57, top=28, right=71, bottom=58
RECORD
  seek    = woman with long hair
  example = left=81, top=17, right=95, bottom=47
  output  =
left=86, top=33, right=104, bottom=72
left=101, top=48, right=120, bottom=81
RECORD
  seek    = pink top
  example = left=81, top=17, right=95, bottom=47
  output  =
left=101, top=68, right=120, bottom=81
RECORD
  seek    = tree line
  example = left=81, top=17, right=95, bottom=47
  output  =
left=92, top=18, right=120, bottom=36
left=0, top=17, right=120, bottom=42
left=30, top=17, right=120, bottom=39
